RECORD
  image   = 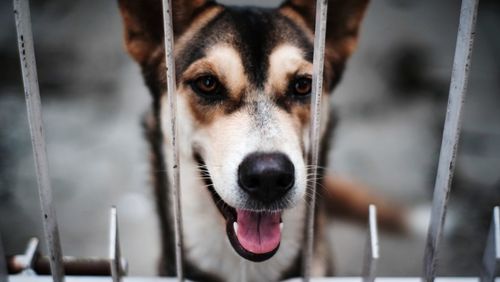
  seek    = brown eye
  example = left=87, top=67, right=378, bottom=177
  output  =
left=193, top=75, right=219, bottom=94
left=293, top=77, right=312, bottom=96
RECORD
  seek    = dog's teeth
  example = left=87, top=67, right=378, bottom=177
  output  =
left=233, top=222, right=238, bottom=233
left=279, top=222, right=284, bottom=231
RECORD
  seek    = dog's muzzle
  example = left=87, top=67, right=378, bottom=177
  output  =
left=196, top=151, right=296, bottom=262
left=228, top=152, right=294, bottom=259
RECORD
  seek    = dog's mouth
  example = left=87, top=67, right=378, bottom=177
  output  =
left=195, top=154, right=282, bottom=262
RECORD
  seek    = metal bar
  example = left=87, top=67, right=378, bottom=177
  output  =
left=422, top=0, right=479, bottom=281
left=109, top=207, right=126, bottom=282
left=5, top=238, right=39, bottom=276
left=12, top=1, right=65, bottom=281
left=303, top=0, right=328, bottom=280
left=481, top=206, right=500, bottom=282
left=161, top=0, right=184, bottom=280
left=21, top=238, right=39, bottom=275
left=287, top=279, right=500, bottom=282
left=6, top=277, right=500, bottom=282
left=362, top=205, right=379, bottom=282
left=0, top=233, right=7, bottom=282
left=8, top=255, right=126, bottom=276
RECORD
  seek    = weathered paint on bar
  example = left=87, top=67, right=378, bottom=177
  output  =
left=12, top=0, right=65, bottom=281
left=422, top=0, right=479, bottom=281
left=303, top=0, right=329, bottom=280
left=161, top=0, right=184, bottom=280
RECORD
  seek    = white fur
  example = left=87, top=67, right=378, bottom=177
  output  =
left=159, top=45, right=325, bottom=280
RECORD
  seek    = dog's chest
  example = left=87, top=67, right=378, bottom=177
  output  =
left=178, top=156, right=306, bottom=281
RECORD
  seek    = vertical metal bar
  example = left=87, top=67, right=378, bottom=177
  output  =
left=0, top=233, right=7, bottom=282
left=481, top=206, right=500, bottom=282
left=109, top=207, right=123, bottom=282
left=303, top=0, right=328, bottom=280
left=12, top=1, right=65, bottom=281
left=161, top=0, right=184, bottom=280
left=362, top=205, right=379, bottom=282
left=422, top=0, right=479, bottom=281
left=21, top=238, right=39, bottom=275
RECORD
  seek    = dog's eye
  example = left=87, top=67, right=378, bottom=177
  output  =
left=192, top=75, right=220, bottom=96
left=291, top=77, right=312, bottom=96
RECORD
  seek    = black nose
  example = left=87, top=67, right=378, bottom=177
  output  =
left=238, top=152, right=295, bottom=203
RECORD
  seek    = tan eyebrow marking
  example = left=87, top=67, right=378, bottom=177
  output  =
left=266, top=44, right=313, bottom=97
left=177, top=45, right=247, bottom=125
left=181, top=44, right=248, bottom=100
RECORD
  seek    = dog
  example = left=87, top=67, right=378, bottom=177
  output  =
left=117, top=0, right=405, bottom=281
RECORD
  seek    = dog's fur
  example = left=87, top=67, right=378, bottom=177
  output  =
left=117, top=1, right=404, bottom=281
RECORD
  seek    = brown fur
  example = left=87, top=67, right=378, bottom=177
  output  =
left=280, top=0, right=370, bottom=88
left=117, top=0, right=406, bottom=279
left=322, top=174, right=407, bottom=233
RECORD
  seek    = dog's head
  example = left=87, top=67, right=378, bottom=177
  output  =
left=118, top=0, right=368, bottom=262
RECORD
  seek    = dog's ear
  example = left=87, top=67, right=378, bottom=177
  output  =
left=118, top=0, right=213, bottom=66
left=280, top=0, right=369, bottom=85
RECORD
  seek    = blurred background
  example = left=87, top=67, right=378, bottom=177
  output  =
left=0, top=0, right=499, bottom=277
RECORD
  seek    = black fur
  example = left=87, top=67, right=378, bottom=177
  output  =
left=120, top=0, right=368, bottom=279
left=175, top=6, right=314, bottom=91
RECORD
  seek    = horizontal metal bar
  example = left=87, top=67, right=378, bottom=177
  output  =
left=7, top=256, right=126, bottom=276
left=7, top=277, right=500, bottom=282
left=13, top=0, right=65, bottom=281
left=423, top=0, right=479, bottom=281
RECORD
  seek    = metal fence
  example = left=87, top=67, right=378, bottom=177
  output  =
left=2, top=0, right=499, bottom=281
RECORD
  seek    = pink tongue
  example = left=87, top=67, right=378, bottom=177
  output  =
left=236, top=209, right=281, bottom=254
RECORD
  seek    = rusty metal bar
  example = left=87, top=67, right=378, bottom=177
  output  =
left=7, top=256, right=125, bottom=276
left=362, top=205, right=379, bottom=282
left=422, top=0, right=479, bottom=281
left=12, top=0, right=65, bottom=281
left=6, top=238, right=39, bottom=275
left=6, top=233, right=126, bottom=276
left=481, top=206, right=500, bottom=282
left=161, top=0, right=184, bottom=280
left=109, top=207, right=127, bottom=282
left=303, top=0, right=328, bottom=280
left=7, top=236, right=126, bottom=276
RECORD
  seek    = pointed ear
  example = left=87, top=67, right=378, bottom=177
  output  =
left=117, top=0, right=213, bottom=66
left=280, top=0, right=369, bottom=84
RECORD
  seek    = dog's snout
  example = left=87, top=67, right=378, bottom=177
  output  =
left=238, top=152, right=295, bottom=203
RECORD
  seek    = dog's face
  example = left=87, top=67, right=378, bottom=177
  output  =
left=119, top=0, right=368, bottom=262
